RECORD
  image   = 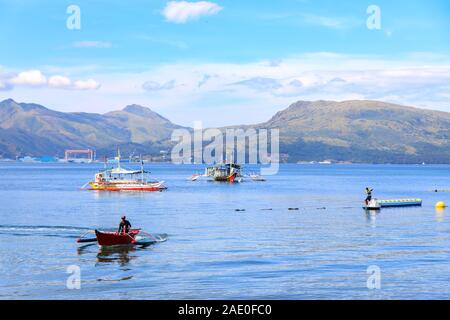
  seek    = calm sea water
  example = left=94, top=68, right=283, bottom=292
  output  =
left=1, top=162, right=450, bottom=299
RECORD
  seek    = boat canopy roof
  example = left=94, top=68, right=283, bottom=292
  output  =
left=208, top=163, right=241, bottom=169
left=109, top=167, right=143, bottom=175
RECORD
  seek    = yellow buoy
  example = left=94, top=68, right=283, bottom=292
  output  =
left=436, top=201, right=446, bottom=208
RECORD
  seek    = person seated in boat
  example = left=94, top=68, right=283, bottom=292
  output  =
left=365, top=187, right=373, bottom=204
left=118, top=215, right=132, bottom=234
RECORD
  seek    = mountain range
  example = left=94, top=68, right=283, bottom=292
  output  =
left=1, top=98, right=450, bottom=163
left=0, top=99, right=185, bottom=159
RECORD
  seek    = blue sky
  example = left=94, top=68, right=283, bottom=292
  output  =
left=1, top=0, right=450, bottom=126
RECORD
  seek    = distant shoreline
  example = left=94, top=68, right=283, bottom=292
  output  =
left=0, top=160, right=447, bottom=166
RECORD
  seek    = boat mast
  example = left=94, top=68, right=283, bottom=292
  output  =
left=116, top=147, right=122, bottom=179
left=140, top=154, right=144, bottom=182
left=117, top=147, right=121, bottom=170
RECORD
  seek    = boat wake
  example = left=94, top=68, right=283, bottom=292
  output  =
left=135, top=233, right=168, bottom=244
left=0, top=224, right=91, bottom=238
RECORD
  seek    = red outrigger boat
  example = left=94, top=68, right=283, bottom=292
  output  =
left=94, top=229, right=140, bottom=246
left=76, top=228, right=167, bottom=247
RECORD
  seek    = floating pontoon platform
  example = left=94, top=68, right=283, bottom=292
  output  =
left=363, top=198, right=422, bottom=210
left=378, top=199, right=422, bottom=207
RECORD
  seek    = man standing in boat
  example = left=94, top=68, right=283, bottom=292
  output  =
left=118, top=215, right=132, bottom=234
left=365, top=187, right=373, bottom=204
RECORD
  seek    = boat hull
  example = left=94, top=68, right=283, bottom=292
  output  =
left=213, top=173, right=238, bottom=182
left=363, top=206, right=381, bottom=210
left=95, top=229, right=139, bottom=246
left=89, top=182, right=166, bottom=191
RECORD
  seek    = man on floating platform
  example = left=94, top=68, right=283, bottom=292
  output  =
left=365, top=187, right=373, bottom=205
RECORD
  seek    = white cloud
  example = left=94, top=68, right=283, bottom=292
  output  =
left=231, top=77, right=283, bottom=91
left=142, top=79, right=176, bottom=91
left=0, top=81, right=12, bottom=91
left=163, top=1, right=223, bottom=24
left=72, top=41, right=113, bottom=48
left=48, top=75, right=72, bottom=88
left=197, top=74, right=216, bottom=87
left=10, top=70, right=47, bottom=86
left=73, top=79, right=101, bottom=90
left=111, top=53, right=450, bottom=125
left=2, top=70, right=100, bottom=91
left=3, top=53, right=450, bottom=127
left=0, top=73, right=13, bottom=91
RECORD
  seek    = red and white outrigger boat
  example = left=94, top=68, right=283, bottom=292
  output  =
left=86, top=150, right=166, bottom=192
left=205, top=163, right=242, bottom=182
left=76, top=228, right=167, bottom=247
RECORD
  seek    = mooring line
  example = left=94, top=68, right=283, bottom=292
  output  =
left=234, top=205, right=361, bottom=212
